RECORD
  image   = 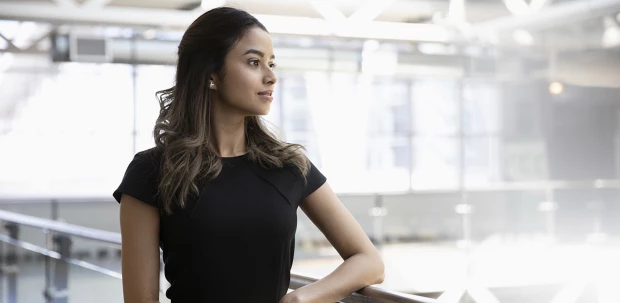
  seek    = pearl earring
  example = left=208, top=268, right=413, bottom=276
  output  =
left=209, top=81, right=215, bottom=89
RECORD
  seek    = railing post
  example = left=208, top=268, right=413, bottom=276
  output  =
left=587, top=180, right=607, bottom=243
left=455, top=193, right=473, bottom=250
left=44, top=230, right=52, bottom=303
left=1, top=223, right=20, bottom=303
left=539, top=187, right=557, bottom=242
left=44, top=234, right=71, bottom=303
left=0, top=226, right=2, bottom=303
left=369, top=194, right=387, bottom=249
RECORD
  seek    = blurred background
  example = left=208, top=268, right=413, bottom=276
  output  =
left=1, top=0, right=620, bottom=302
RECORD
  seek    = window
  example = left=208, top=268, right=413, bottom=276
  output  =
left=0, top=57, right=134, bottom=196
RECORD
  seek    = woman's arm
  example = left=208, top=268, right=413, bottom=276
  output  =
left=284, top=183, right=385, bottom=303
left=119, top=194, right=161, bottom=303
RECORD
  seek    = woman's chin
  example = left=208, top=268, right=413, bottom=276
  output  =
left=246, top=109, right=270, bottom=117
left=257, top=105, right=271, bottom=116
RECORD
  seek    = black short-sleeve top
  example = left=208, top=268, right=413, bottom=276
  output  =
left=113, top=147, right=326, bottom=303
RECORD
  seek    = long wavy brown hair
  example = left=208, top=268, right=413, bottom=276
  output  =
left=153, top=7, right=309, bottom=215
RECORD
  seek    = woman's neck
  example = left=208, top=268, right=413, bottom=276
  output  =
left=211, top=113, right=246, bottom=158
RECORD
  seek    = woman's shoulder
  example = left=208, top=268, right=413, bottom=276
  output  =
left=134, top=147, right=163, bottom=166
left=113, top=147, right=163, bottom=206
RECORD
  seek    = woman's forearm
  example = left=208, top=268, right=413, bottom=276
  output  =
left=290, top=252, right=384, bottom=303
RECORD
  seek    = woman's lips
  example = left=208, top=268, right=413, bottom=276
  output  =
left=258, top=90, right=273, bottom=101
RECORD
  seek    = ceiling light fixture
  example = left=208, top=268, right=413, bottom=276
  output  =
left=549, top=81, right=563, bottom=95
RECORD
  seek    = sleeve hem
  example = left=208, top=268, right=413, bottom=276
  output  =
left=113, top=189, right=158, bottom=208
left=300, top=177, right=327, bottom=201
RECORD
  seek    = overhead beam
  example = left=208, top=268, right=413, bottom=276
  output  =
left=51, top=0, right=78, bottom=9
left=501, top=0, right=552, bottom=16
left=475, top=0, right=620, bottom=33
left=0, top=33, right=20, bottom=52
left=309, top=1, right=346, bottom=22
left=348, top=0, right=397, bottom=22
left=24, top=29, right=53, bottom=52
left=447, top=0, right=466, bottom=24
left=0, top=2, right=455, bottom=43
left=196, top=0, right=226, bottom=11
left=81, top=0, right=113, bottom=10
left=0, top=2, right=205, bottom=29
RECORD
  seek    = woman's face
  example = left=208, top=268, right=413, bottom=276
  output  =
left=212, top=27, right=278, bottom=116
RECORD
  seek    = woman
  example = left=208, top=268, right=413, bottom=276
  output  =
left=113, top=7, right=384, bottom=303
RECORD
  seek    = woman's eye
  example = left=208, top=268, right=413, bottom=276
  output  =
left=269, top=63, right=277, bottom=69
left=249, top=60, right=259, bottom=67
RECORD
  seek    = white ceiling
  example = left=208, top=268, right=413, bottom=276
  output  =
left=0, top=0, right=619, bottom=50
left=0, top=0, right=513, bottom=23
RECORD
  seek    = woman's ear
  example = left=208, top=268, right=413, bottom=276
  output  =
left=209, top=73, right=219, bottom=90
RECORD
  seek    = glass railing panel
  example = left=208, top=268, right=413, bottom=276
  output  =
left=458, top=187, right=620, bottom=303
left=0, top=244, right=47, bottom=303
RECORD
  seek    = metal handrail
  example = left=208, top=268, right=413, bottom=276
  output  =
left=291, top=274, right=439, bottom=303
left=0, top=209, right=435, bottom=303
left=3, top=178, right=619, bottom=205
left=0, top=209, right=121, bottom=245
left=336, top=179, right=620, bottom=196
left=0, top=234, right=122, bottom=279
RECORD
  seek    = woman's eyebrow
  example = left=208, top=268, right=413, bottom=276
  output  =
left=243, top=49, right=275, bottom=59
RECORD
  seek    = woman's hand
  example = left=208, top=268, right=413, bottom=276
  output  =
left=279, top=291, right=302, bottom=303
